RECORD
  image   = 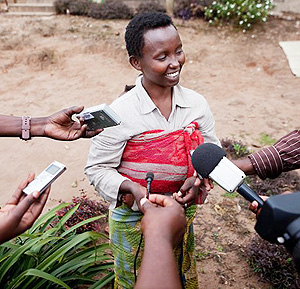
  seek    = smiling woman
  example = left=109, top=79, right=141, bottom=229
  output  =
left=85, top=11, right=220, bottom=289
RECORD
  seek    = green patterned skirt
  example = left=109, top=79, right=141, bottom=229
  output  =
left=109, top=204, right=198, bottom=289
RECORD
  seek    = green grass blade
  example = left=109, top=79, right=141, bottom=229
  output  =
left=8, top=268, right=71, bottom=289
left=29, top=203, right=71, bottom=233
left=60, top=215, right=106, bottom=238
left=0, top=237, right=41, bottom=281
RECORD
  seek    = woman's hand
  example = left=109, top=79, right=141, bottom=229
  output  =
left=118, top=180, right=147, bottom=210
left=173, top=172, right=213, bottom=208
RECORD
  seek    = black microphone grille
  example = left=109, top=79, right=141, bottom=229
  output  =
left=146, top=172, right=154, bottom=180
left=192, top=143, right=226, bottom=178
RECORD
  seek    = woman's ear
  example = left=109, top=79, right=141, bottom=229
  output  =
left=129, top=56, right=142, bottom=71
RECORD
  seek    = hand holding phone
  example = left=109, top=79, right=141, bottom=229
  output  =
left=76, top=103, right=121, bottom=130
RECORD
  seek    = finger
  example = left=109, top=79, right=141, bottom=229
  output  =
left=203, top=178, right=212, bottom=191
left=249, top=201, right=258, bottom=213
left=84, top=128, right=103, bottom=138
left=172, top=193, right=184, bottom=204
left=7, top=173, right=35, bottom=205
left=67, top=105, right=84, bottom=116
left=148, top=194, right=176, bottom=207
left=180, top=176, right=197, bottom=193
left=139, top=197, right=152, bottom=214
left=30, top=187, right=50, bottom=219
left=180, top=193, right=196, bottom=204
left=12, top=191, right=41, bottom=221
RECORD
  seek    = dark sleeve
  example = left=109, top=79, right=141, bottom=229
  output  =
left=248, top=130, right=300, bottom=180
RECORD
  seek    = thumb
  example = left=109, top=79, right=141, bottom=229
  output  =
left=139, top=197, right=152, bottom=214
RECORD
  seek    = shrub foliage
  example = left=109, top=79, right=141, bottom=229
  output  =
left=54, top=0, right=134, bottom=19
left=0, top=202, right=113, bottom=288
left=174, top=0, right=274, bottom=30
left=247, top=236, right=300, bottom=289
left=204, top=0, right=274, bottom=30
left=136, top=0, right=166, bottom=14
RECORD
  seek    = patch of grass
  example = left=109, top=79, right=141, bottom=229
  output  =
left=196, top=250, right=211, bottom=261
left=258, top=132, right=276, bottom=146
left=222, top=191, right=239, bottom=199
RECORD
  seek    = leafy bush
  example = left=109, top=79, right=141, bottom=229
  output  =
left=0, top=203, right=114, bottom=288
left=68, top=0, right=91, bottom=16
left=247, top=236, right=300, bottom=288
left=136, top=0, right=166, bottom=14
left=54, top=0, right=71, bottom=14
left=88, top=0, right=133, bottom=19
left=204, top=0, right=275, bottom=30
left=54, top=193, right=108, bottom=233
left=54, top=0, right=133, bottom=19
left=174, top=0, right=212, bottom=20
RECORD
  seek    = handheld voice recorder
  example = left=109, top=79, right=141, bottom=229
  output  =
left=23, top=161, right=66, bottom=195
left=76, top=103, right=121, bottom=130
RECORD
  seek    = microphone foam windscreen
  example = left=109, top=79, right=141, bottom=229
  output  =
left=146, top=172, right=154, bottom=180
left=192, top=143, right=226, bottom=178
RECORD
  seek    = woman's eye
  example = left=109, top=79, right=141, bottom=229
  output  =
left=176, top=49, right=183, bottom=55
left=157, top=55, right=167, bottom=61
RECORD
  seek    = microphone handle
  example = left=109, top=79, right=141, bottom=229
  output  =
left=146, top=180, right=152, bottom=199
left=237, top=183, right=264, bottom=208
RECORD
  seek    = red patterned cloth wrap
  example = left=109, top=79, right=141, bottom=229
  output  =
left=117, top=122, right=204, bottom=203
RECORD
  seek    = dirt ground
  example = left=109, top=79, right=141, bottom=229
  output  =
left=0, top=13, right=300, bottom=288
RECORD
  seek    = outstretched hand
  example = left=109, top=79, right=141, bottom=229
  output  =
left=44, top=106, right=103, bottom=140
left=0, top=174, right=50, bottom=244
left=140, top=194, right=186, bottom=248
left=173, top=171, right=213, bottom=207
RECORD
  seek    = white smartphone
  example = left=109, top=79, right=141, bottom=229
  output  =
left=23, top=161, right=66, bottom=195
left=76, top=103, right=121, bottom=130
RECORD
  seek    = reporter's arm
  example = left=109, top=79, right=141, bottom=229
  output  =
left=0, top=106, right=102, bottom=141
left=135, top=195, right=186, bottom=289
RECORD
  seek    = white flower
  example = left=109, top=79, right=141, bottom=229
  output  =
left=256, top=3, right=262, bottom=8
left=239, top=20, right=244, bottom=25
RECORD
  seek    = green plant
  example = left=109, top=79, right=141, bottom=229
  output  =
left=221, top=138, right=251, bottom=159
left=259, top=132, right=276, bottom=145
left=204, top=0, right=275, bottom=30
left=247, top=236, right=300, bottom=288
left=196, top=250, right=210, bottom=261
left=0, top=203, right=114, bottom=288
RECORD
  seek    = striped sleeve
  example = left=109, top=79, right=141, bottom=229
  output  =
left=248, top=129, right=300, bottom=180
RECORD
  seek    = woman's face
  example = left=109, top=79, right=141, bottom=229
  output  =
left=138, top=25, right=186, bottom=90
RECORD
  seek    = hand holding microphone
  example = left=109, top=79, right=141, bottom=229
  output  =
left=191, top=143, right=264, bottom=208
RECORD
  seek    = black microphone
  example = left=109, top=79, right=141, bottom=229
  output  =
left=191, top=143, right=264, bottom=208
left=145, top=172, right=154, bottom=199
